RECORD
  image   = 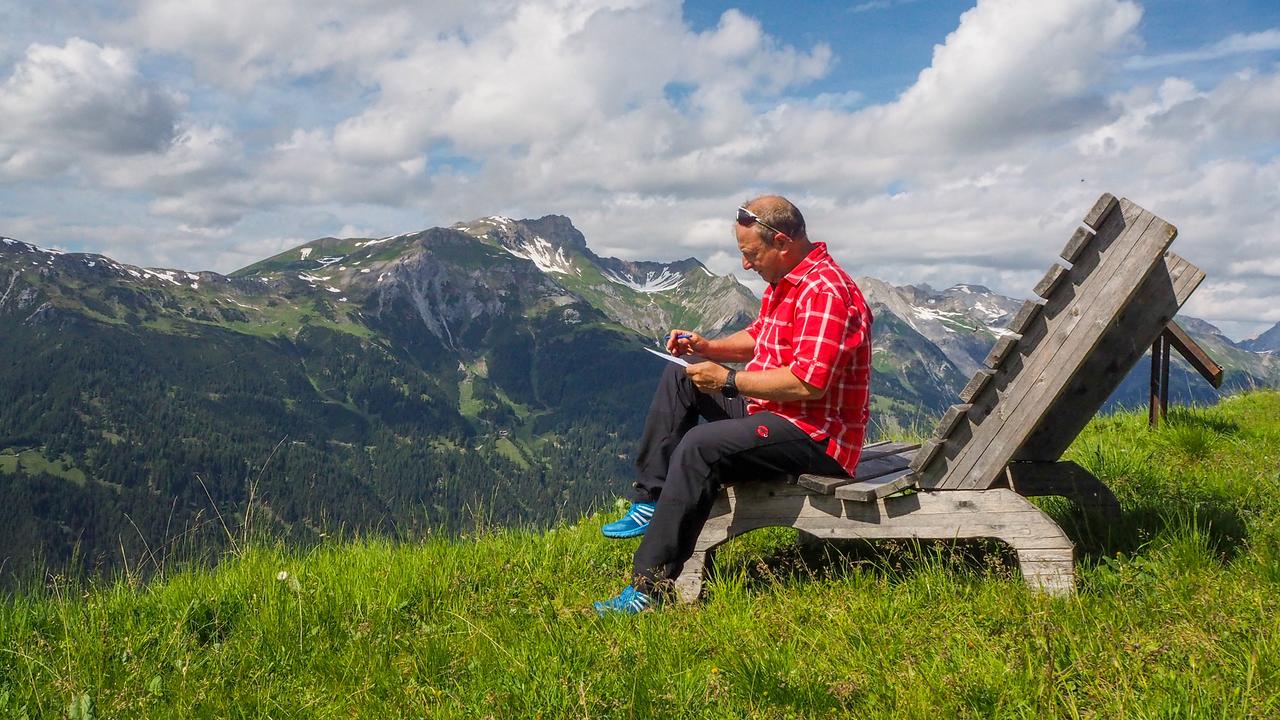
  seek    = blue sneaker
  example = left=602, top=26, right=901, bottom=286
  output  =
left=593, top=584, right=653, bottom=616
left=602, top=502, right=656, bottom=538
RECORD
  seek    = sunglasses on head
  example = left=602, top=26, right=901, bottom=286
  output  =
left=736, top=206, right=784, bottom=237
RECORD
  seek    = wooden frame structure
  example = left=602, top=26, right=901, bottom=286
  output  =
left=1149, top=320, right=1224, bottom=427
left=675, top=194, right=1205, bottom=602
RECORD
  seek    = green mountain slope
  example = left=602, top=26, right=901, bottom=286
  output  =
left=0, top=229, right=686, bottom=581
left=2, top=392, right=1278, bottom=717
left=2, top=224, right=1276, bottom=585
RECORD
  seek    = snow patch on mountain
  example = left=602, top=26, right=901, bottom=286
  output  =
left=911, top=306, right=976, bottom=332
left=603, top=267, right=684, bottom=293
left=143, top=269, right=182, bottom=285
left=502, top=235, right=578, bottom=275
left=971, top=301, right=1006, bottom=323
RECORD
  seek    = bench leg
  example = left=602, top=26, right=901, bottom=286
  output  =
left=683, top=484, right=1077, bottom=598
left=674, top=549, right=713, bottom=604
left=1014, top=547, right=1075, bottom=596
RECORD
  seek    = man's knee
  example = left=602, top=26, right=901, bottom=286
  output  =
left=670, top=423, right=724, bottom=469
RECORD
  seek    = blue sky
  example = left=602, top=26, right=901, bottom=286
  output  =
left=1, top=0, right=1278, bottom=339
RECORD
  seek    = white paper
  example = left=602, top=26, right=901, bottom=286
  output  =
left=644, top=346, right=690, bottom=367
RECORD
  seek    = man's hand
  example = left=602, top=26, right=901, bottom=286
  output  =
left=685, top=361, right=730, bottom=394
left=667, top=329, right=706, bottom=357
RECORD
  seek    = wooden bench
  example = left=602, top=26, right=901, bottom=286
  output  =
left=675, top=194, right=1204, bottom=601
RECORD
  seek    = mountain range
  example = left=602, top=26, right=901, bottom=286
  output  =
left=1, top=217, right=1277, bottom=580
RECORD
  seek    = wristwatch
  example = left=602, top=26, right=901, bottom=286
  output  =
left=721, top=368, right=739, bottom=399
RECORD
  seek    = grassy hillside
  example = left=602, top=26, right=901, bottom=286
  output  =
left=2, top=392, right=1279, bottom=718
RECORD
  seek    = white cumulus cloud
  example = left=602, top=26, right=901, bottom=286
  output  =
left=0, top=38, right=181, bottom=177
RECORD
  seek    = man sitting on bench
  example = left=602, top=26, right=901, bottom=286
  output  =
left=594, top=195, right=874, bottom=615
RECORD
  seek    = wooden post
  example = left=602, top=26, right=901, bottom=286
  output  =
left=1148, top=320, right=1224, bottom=428
left=1164, top=320, right=1224, bottom=388
left=1149, top=333, right=1170, bottom=427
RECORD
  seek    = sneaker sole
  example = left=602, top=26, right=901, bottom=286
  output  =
left=601, top=526, right=648, bottom=539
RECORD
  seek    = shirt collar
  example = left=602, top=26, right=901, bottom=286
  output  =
left=776, top=242, right=828, bottom=287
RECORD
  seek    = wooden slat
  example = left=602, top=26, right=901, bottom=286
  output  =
left=1005, top=300, right=1044, bottom=336
left=908, top=439, right=943, bottom=472
left=932, top=403, right=972, bottom=440
left=915, top=197, right=1165, bottom=489
left=1082, top=193, right=1119, bottom=230
left=857, top=441, right=920, bottom=462
left=917, top=201, right=1149, bottom=487
left=1060, top=227, right=1093, bottom=264
left=795, top=443, right=919, bottom=494
left=1014, top=252, right=1204, bottom=460
left=1033, top=264, right=1068, bottom=299
left=834, top=468, right=915, bottom=502
left=1164, top=319, right=1224, bottom=388
left=959, top=369, right=995, bottom=403
left=943, top=203, right=1178, bottom=489
left=983, top=336, right=1019, bottom=369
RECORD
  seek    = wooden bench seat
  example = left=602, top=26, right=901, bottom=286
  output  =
left=675, top=194, right=1203, bottom=602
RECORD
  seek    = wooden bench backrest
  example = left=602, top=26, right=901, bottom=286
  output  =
left=910, top=194, right=1205, bottom=490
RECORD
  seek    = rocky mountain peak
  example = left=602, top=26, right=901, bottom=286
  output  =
left=1243, top=321, right=1280, bottom=353
left=1175, top=316, right=1227, bottom=337
left=518, top=215, right=588, bottom=251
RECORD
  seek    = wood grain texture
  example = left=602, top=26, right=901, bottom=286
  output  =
left=1006, top=300, right=1044, bottom=336
left=1060, top=227, right=1093, bottom=264
left=833, top=468, right=915, bottom=501
left=1082, top=193, right=1119, bottom=230
left=1164, top=319, right=1224, bottom=388
left=908, top=439, right=943, bottom=472
left=675, top=485, right=1075, bottom=602
left=915, top=197, right=1158, bottom=489
left=959, top=369, right=996, bottom=403
left=1013, top=252, right=1203, bottom=461
left=944, top=203, right=1177, bottom=489
left=1033, top=264, right=1068, bottom=299
left=857, top=441, right=921, bottom=462
left=933, top=404, right=973, bottom=440
left=984, top=336, right=1019, bottom=369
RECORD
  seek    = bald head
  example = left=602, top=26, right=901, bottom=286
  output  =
left=742, top=195, right=807, bottom=244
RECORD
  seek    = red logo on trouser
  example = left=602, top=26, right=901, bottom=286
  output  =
left=756, top=425, right=769, bottom=438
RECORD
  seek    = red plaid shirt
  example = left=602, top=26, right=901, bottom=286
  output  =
left=743, top=242, right=873, bottom=474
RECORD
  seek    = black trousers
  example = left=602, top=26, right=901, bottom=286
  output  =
left=630, top=363, right=846, bottom=587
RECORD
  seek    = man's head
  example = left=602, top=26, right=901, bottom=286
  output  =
left=734, top=195, right=811, bottom=285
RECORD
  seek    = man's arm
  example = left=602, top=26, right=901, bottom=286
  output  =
left=668, top=328, right=756, bottom=362
left=685, top=363, right=824, bottom=401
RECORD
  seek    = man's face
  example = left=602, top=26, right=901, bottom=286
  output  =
left=736, top=223, right=785, bottom=284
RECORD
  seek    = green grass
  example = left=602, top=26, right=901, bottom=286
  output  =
left=3, top=392, right=1280, bottom=718
left=0, top=448, right=87, bottom=485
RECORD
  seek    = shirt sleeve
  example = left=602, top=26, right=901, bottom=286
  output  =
left=744, top=289, right=770, bottom=339
left=788, top=284, right=865, bottom=390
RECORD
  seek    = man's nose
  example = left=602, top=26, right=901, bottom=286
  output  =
left=741, top=257, right=752, bottom=271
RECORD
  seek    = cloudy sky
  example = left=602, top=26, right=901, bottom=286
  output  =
left=1, top=0, right=1278, bottom=339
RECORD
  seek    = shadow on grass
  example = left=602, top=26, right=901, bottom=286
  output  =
left=707, top=529, right=1022, bottom=593
left=708, top=464, right=1252, bottom=596
left=1037, top=490, right=1249, bottom=567
left=1164, top=406, right=1240, bottom=436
